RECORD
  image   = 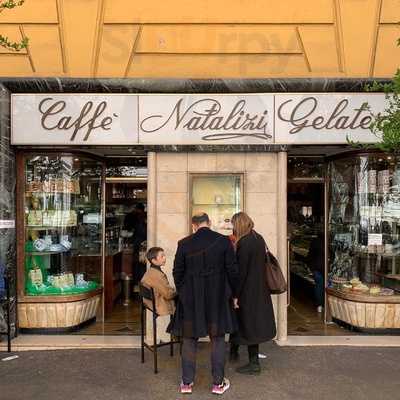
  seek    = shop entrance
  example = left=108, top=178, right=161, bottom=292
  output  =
left=287, top=180, right=326, bottom=335
left=76, top=159, right=148, bottom=336
left=287, top=156, right=352, bottom=336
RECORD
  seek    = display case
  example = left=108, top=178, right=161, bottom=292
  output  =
left=17, top=153, right=103, bottom=331
left=190, top=174, right=243, bottom=235
left=327, top=152, right=400, bottom=331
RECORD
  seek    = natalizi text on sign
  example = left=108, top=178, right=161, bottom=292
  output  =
left=39, top=97, right=119, bottom=141
left=140, top=98, right=271, bottom=141
left=277, top=96, right=373, bottom=134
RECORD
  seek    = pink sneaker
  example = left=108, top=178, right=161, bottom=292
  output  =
left=180, top=382, right=194, bottom=394
left=212, top=378, right=230, bottom=395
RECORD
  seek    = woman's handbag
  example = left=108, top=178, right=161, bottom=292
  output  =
left=265, top=249, right=287, bottom=294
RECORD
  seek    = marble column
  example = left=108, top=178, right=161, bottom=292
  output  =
left=277, top=151, right=288, bottom=341
left=145, top=152, right=157, bottom=342
left=0, top=84, right=16, bottom=337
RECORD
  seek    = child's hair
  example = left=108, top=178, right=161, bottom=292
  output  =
left=146, top=247, right=164, bottom=263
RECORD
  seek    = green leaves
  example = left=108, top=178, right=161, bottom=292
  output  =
left=348, top=47, right=400, bottom=155
left=0, top=1, right=28, bottom=52
left=0, top=34, right=28, bottom=51
left=0, top=1, right=25, bottom=11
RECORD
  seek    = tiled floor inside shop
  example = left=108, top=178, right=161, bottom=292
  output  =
left=72, top=300, right=141, bottom=336
left=288, top=295, right=357, bottom=336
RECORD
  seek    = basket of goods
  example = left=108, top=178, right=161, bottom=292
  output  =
left=331, top=276, right=347, bottom=285
left=56, top=179, right=64, bottom=192
left=350, top=278, right=369, bottom=293
left=342, top=283, right=353, bottom=291
left=28, top=181, right=42, bottom=193
left=369, top=285, right=381, bottom=295
left=380, top=288, right=394, bottom=296
left=49, top=179, right=57, bottom=192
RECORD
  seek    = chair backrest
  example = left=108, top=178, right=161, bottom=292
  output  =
left=139, top=283, right=156, bottom=313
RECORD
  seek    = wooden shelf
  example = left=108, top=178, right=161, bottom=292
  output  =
left=193, top=203, right=237, bottom=206
left=26, top=250, right=69, bottom=255
left=26, top=192, right=79, bottom=196
left=26, top=225, right=76, bottom=230
left=18, top=287, right=103, bottom=304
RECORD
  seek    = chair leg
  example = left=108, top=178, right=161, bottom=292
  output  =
left=153, top=315, right=158, bottom=374
left=170, top=334, right=174, bottom=357
left=140, top=303, right=145, bottom=363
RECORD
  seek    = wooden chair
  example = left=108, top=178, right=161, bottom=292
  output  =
left=139, top=283, right=179, bottom=374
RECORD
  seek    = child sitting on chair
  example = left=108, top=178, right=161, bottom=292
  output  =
left=141, top=247, right=176, bottom=316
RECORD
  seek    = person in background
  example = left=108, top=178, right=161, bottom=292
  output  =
left=306, top=232, right=325, bottom=313
left=141, top=247, right=176, bottom=316
left=230, top=212, right=276, bottom=375
left=172, top=213, right=238, bottom=396
left=125, top=203, right=147, bottom=285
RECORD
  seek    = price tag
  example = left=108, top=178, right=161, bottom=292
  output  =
left=0, top=220, right=15, bottom=229
left=368, top=234, right=383, bottom=246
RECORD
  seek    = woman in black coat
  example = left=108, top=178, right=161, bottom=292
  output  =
left=230, top=212, right=276, bottom=375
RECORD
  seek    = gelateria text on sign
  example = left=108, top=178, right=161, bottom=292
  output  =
left=277, top=97, right=372, bottom=134
left=11, top=93, right=387, bottom=145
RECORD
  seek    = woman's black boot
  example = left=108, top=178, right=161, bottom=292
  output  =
left=236, top=345, right=261, bottom=375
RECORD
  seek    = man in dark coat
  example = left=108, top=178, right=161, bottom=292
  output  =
left=173, top=213, right=238, bottom=395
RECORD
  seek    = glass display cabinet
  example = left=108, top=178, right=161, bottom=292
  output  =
left=17, top=153, right=103, bottom=331
left=190, top=174, right=243, bottom=236
left=327, top=152, right=400, bottom=331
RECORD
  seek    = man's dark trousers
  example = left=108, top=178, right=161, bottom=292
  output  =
left=182, top=336, right=225, bottom=385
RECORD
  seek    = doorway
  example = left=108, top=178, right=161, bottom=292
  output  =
left=75, top=159, right=148, bottom=336
left=287, top=156, right=356, bottom=336
left=287, top=181, right=328, bottom=335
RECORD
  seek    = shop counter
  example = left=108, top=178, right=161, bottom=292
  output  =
left=327, top=288, right=400, bottom=331
left=18, top=287, right=103, bottom=332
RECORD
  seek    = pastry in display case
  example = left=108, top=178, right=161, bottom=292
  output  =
left=18, top=154, right=103, bottom=330
left=190, top=175, right=242, bottom=235
left=327, top=152, right=400, bottom=330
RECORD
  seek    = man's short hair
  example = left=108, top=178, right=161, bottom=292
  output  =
left=191, top=212, right=210, bottom=225
left=146, top=247, right=164, bottom=263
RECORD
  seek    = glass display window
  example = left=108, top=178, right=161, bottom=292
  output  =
left=328, top=152, right=400, bottom=297
left=190, top=174, right=243, bottom=235
left=23, top=154, right=103, bottom=297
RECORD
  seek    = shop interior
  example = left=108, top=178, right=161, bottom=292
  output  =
left=287, top=155, right=356, bottom=336
left=76, top=178, right=148, bottom=336
left=20, top=151, right=147, bottom=335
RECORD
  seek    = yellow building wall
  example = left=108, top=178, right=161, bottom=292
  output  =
left=0, top=0, right=398, bottom=78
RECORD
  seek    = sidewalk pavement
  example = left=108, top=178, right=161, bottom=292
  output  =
left=1, top=342, right=399, bottom=400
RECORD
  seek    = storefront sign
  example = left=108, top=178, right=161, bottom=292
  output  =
left=11, top=93, right=387, bottom=145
